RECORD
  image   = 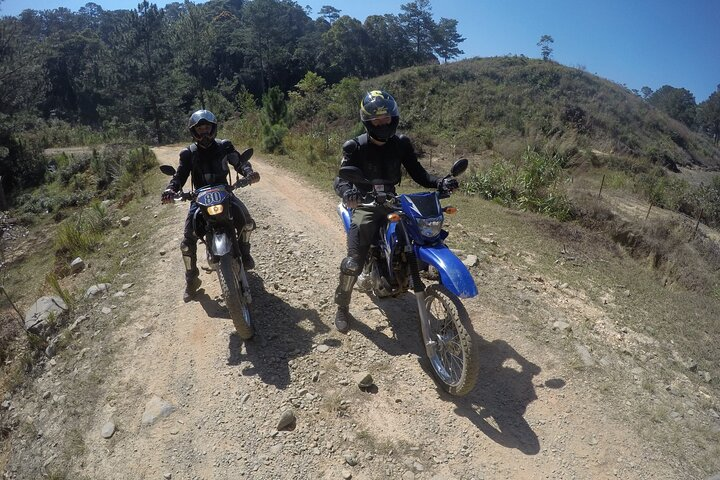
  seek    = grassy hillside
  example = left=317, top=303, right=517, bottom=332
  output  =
left=375, top=57, right=720, bottom=171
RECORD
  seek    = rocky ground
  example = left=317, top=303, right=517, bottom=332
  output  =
left=1, top=146, right=718, bottom=479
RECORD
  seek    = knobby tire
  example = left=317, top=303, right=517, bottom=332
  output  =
left=217, top=255, right=254, bottom=340
left=423, top=284, right=479, bottom=396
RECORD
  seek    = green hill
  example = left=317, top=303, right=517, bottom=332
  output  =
left=369, top=56, right=720, bottom=172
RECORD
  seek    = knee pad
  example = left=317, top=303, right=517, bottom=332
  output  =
left=340, top=256, right=362, bottom=276
left=180, top=238, right=196, bottom=255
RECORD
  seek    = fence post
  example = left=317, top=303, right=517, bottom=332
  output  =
left=691, top=208, right=703, bottom=240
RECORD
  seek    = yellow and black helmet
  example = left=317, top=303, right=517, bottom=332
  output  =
left=360, top=90, right=400, bottom=142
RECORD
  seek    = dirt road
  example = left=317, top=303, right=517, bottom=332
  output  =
left=4, top=146, right=688, bottom=479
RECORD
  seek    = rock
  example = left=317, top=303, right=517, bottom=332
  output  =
left=120, top=216, right=131, bottom=227
left=277, top=409, right=296, bottom=430
left=122, top=283, right=134, bottom=290
left=141, top=396, right=175, bottom=426
left=1, top=400, right=10, bottom=409
left=342, top=471, right=352, bottom=480
left=112, top=291, right=127, bottom=298
left=70, top=257, right=86, bottom=274
left=101, top=421, right=116, bottom=439
left=316, top=344, right=330, bottom=353
left=355, top=372, right=374, bottom=389
left=574, top=344, right=595, bottom=367
left=462, top=254, right=478, bottom=267
left=164, top=473, right=172, bottom=479
left=24, top=296, right=68, bottom=332
left=159, top=249, right=167, bottom=256
left=344, top=453, right=358, bottom=466
left=45, top=337, right=60, bottom=358
left=552, top=320, right=571, bottom=333
left=101, top=307, right=112, bottom=315
left=85, top=283, right=111, bottom=298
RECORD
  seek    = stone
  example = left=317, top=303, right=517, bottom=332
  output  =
left=355, top=372, right=374, bottom=389
left=85, top=283, right=111, bottom=298
left=462, top=254, right=478, bottom=267
left=120, top=216, right=131, bottom=227
left=277, top=409, right=296, bottom=430
left=24, top=296, right=68, bottom=332
left=141, top=396, right=175, bottom=426
left=101, top=421, right=116, bottom=439
left=70, top=257, right=86, bottom=274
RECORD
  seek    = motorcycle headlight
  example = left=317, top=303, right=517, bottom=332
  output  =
left=207, top=204, right=223, bottom=215
left=417, top=215, right=444, bottom=238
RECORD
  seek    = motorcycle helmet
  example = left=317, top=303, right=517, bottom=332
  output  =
left=188, top=109, right=217, bottom=148
left=360, top=90, right=400, bottom=143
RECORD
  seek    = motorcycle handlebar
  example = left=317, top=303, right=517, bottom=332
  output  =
left=165, top=179, right=252, bottom=204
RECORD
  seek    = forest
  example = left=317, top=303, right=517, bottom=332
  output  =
left=1, top=0, right=719, bottom=208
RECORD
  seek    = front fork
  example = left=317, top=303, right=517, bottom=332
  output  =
left=399, top=226, right=437, bottom=359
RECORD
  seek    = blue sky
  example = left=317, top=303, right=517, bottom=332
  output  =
left=2, top=0, right=719, bottom=101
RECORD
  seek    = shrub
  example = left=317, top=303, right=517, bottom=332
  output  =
left=463, top=146, right=572, bottom=219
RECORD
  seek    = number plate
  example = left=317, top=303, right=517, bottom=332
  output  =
left=196, top=186, right=228, bottom=206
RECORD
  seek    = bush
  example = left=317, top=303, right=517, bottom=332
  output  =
left=463, top=146, right=572, bottom=219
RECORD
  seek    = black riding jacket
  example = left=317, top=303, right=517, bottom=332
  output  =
left=167, top=139, right=254, bottom=192
left=333, top=133, right=439, bottom=199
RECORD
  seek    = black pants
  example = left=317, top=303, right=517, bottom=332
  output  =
left=345, top=206, right=390, bottom=267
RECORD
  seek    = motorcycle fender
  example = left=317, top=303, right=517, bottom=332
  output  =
left=210, top=232, right=232, bottom=257
left=336, top=202, right=352, bottom=234
left=416, top=244, right=478, bottom=298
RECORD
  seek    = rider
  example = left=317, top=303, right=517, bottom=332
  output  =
left=161, top=109, right=260, bottom=302
left=332, top=90, right=459, bottom=333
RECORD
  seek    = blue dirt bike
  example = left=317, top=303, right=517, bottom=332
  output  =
left=337, top=159, right=479, bottom=396
left=160, top=150, right=254, bottom=340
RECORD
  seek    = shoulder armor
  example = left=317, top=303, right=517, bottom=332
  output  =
left=342, top=139, right=359, bottom=155
left=396, top=134, right=412, bottom=145
left=180, top=147, right=194, bottom=160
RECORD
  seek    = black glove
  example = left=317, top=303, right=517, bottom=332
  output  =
left=161, top=188, right=176, bottom=204
left=342, top=188, right=362, bottom=209
left=438, top=177, right=459, bottom=193
left=246, top=171, right=260, bottom=184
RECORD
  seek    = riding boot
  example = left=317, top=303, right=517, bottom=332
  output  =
left=181, top=240, right=201, bottom=302
left=334, top=273, right=357, bottom=334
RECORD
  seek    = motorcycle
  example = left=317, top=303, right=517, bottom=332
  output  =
left=337, top=159, right=479, bottom=396
left=159, top=148, right=255, bottom=340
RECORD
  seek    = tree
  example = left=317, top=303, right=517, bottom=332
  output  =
left=399, top=0, right=437, bottom=64
left=648, top=85, right=697, bottom=128
left=433, top=17, right=464, bottom=63
left=169, top=1, right=217, bottom=110
left=318, top=5, right=341, bottom=23
left=537, top=34, right=554, bottom=61
left=319, top=15, right=370, bottom=82
left=363, top=14, right=413, bottom=75
left=640, top=86, right=653, bottom=99
left=106, top=1, right=178, bottom=143
left=697, top=87, right=720, bottom=144
left=261, top=85, right=288, bottom=153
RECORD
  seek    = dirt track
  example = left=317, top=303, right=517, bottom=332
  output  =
left=3, top=146, right=689, bottom=479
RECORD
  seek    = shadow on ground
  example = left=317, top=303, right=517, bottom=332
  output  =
left=225, top=272, right=329, bottom=390
left=352, top=290, right=550, bottom=454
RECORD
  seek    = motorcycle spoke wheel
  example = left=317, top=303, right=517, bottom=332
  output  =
left=218, top=255, right=254, bottom=340
left=423, top=284, right=479, bottom=396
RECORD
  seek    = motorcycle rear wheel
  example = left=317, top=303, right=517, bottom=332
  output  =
left=423, top=284, right=479, bottom=396
left=218, top=255, right=254, bottom=340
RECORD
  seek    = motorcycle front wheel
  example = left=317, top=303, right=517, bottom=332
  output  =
left=423, top=284, right=479, bottom=396
left=217, top=255, right=254, bottom=340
